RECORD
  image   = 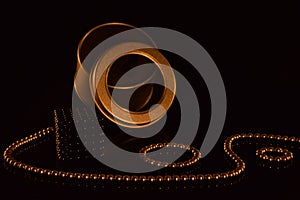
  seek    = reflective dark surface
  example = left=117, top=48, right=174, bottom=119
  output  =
left=1, top=1, right=300, bottom=199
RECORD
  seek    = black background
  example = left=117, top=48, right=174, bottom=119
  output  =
left=0, top=1, right=299, bottom=199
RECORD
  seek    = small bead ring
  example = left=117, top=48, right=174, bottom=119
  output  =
left=256, top=147, right=293, bottom=162
left=139, top=143, right=201, bottom=168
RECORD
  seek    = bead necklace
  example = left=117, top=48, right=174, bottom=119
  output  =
left=3, top=127, right=300, bottom=182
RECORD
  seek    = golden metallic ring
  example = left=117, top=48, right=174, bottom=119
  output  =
left=75, top=22, right=158, bottom=108
left=92, top=42, right=176, bottom=128
left=75, top=22, right=176, bottom=128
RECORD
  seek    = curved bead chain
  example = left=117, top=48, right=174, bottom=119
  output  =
left=3, top=128, right=300, bottom=182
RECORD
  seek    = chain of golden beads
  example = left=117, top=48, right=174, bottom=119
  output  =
left=3, top=128, right=300, bottom=182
